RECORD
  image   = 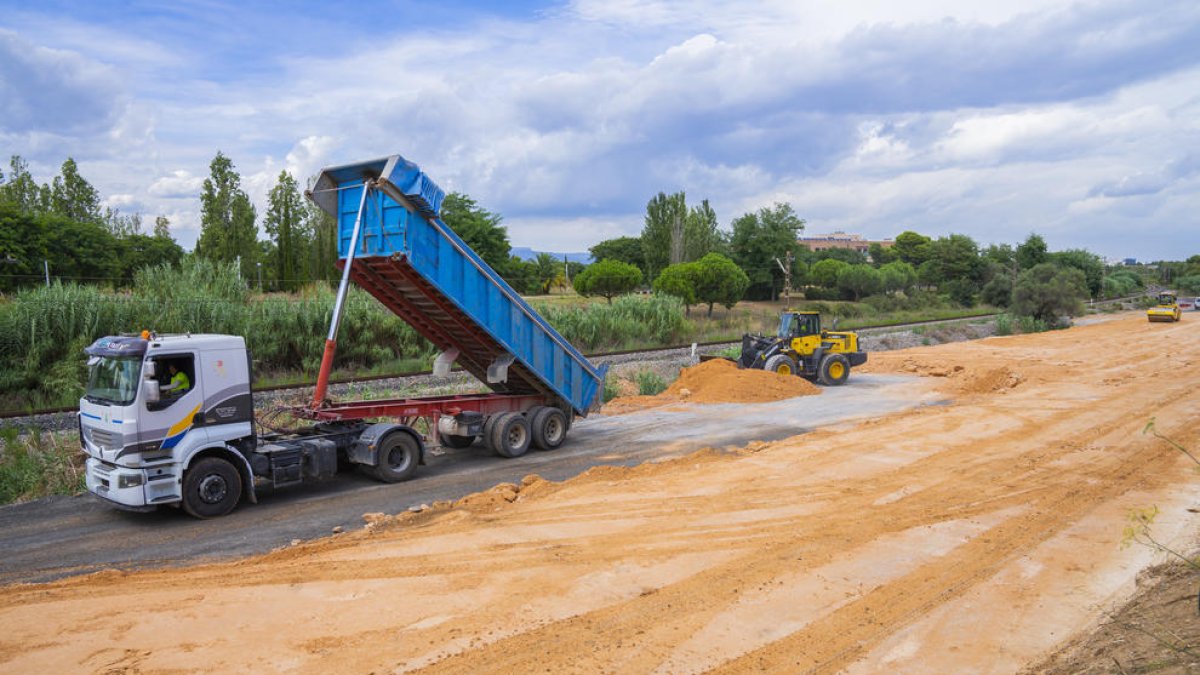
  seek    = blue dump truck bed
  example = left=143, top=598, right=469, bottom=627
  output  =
left=309, top=155, right=605, bottom=416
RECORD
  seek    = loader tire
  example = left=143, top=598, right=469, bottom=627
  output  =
left=763, top=354, right=798, bottom=377
left=818, top=353, right=851, bottom=386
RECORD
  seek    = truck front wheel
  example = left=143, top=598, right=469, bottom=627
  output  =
left=182, top=457, right=242, bottom=519
left=372, top=432, right=420, bottom=483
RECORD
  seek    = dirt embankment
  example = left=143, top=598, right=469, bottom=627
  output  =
left=0, top=313, right=1198, bottom=674
left=605, top=358, right=821, bottom=414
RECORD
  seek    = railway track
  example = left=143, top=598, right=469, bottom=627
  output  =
left=0, top=312, right=1002, bottom=426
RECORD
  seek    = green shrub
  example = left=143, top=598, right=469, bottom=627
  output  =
left=535, top=294, right=687, bottom=351
left=635, top=370, right=668, bottom=396
left=0, top=427, right=85, bottom=504
left=995, top=314, right=1013, bottom=336
left=602, top=378, right=620, bottom=403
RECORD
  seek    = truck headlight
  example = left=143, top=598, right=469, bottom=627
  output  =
left=118, top=473, right=145, bottom=489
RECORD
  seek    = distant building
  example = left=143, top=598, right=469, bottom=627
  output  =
left=1123, top=258, right=1137, bottom=266
left=799, top=231, right=894, bottom=255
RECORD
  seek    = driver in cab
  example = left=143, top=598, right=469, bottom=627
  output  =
left=160, top=363, right=190, bottom=397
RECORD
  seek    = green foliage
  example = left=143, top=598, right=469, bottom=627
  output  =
left=573, top=259, right=643, bottom=304
left=879, top=261, right=917, bottom=294
left=264, top=171, right=307, bottom=291
left=635, top=370, right=668, bottom=396
left=534, top=294, right=687, bottom=351
left=196, top=151, right=259, bottom=279
left=922, top=234, right=985, bottom=306
left=1175, top=275, right=1200, bottom=295
left=981, top=274, right=1013, bottom=308
left=1015, top=233, right=1048, bottom=270
left=0, top=427, right=85, bottom=504
left=1011, top=263, right=1088, bottom=327
left=892, top=231, right=932, bottom=266
left=641, top=191, right=688, bottom=281
left=868, top=242, right=897, bottom=265
left=728, top=202, right=805, bottom=300
left=813, top=247, right=867, bottom=265
left=1049, top=249, right=1103, bottom=297
left=602, top=378, right=620, bottom=403
left=692, top=253, right=750, bottom=316
left=995, top=313, right=1013, bottom=336
left=1102, top=268, right=1143, bottom=298
left=837, top=264, right=882, bottom=300
left=684, top=199, right=726, bottom=262
left=589, top=236, right=645, bottom=277
left=653, top=262, right=698, bottom=314
left=810, top=258, right=849, bottom=288
left=441, top=192, right=512, bottom=275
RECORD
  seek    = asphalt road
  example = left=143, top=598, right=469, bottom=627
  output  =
left=0, top=374, right=934, bottom=585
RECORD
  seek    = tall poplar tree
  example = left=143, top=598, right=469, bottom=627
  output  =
left=196, top=151, right=258, bottom=278
left=264, top=170, right=306, bottom=291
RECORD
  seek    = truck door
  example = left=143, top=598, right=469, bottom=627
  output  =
left=139, top=352, right=205, bottom=454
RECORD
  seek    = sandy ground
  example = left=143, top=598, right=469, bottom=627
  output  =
left=1, top=312, right=1197, bottom=674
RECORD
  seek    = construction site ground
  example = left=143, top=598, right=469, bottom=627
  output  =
left=1, top=311, right=1197, bottom=673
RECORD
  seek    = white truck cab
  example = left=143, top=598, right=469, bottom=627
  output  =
left=81, top=333, right=256, bottom=515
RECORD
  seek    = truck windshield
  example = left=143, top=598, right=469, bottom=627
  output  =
left=777, top=313, right=793, bottom=338
left=85, top=356, right=142, bottom=406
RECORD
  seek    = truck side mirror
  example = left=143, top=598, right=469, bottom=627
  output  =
left=143, top=360, right=157, bottom=379
left=142, top=379, right=160, bottom=403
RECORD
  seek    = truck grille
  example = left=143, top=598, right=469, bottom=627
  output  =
left=88, top=428, right=122, bottom=451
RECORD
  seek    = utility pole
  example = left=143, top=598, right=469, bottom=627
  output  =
left=257, top=262, right=263, bottom=292
left=563, top=255, right=570, bottom=290
left=44, top=260, right=50, bottom=287
left=775, top=250, right=794, bottom=308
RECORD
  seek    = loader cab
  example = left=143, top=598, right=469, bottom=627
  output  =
left=779, top=312, right=821, bottom=339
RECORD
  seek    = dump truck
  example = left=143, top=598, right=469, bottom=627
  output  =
left=1147, top=291, right=1182, bottom=323
left=701, top=310, right=866, bottom=385
left=80, top=154, right=607, bottom=518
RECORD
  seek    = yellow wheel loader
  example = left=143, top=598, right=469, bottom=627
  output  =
left=1147, top=292, right=1182, bottom=323
left=736, top=311, right=867, bottom=385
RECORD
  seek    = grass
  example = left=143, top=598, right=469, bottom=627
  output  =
left=0, top=427, right=85, bottom=503
left=635, top=370, right=668, bottom=396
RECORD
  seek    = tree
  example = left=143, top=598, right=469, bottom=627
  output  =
left=653, top=263, right=698, bottom=315
left=641, top=191, right=687, bottom=281
left=440, top=192, right=511, bottom=274
left=691, top=253, right=750, bottom=316
left=114, top=233, right=184, bottom=286
left=531, top=253, right=562, bottom=294
left=47, top=158, right=102, bottom=224
left=153, top=215, right=172, bottom=239
left=589, top=236, right=644, bottom=275
left=0, top=156, right=47, bottom=213
left=981, top=275, right=1013, bottom=307
left=684, top=199, right=725, bottom=262
left=728, top=202, right=805, bottom=300
left=264, top=171, right=307, bottom=291
left=304, top=197, right=338, bottom=283
left=810, top=258, right=849, bottom=289
left=868, top=242, right=897, bottom=265
left=924, top=234, right=985, bottom=306
left=573, top=259, right=642, bottom=304
left=1011, top=263, right=1088, bottom=327
left=837, top=264, right=882, bottom=301
left=879, top=261, right=917, bottom=294
left=814, top=247, right=867, bottom=265
left=1049, top=249, right=1103, bottom=298
left=1015, top=233, right=1048, bottom=271
left=196, top=151, right=258, bottom=279
left=892, top=231, right=932, bottom=267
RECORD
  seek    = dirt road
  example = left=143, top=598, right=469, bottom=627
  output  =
left=0, top=313, right=1197, bottom=673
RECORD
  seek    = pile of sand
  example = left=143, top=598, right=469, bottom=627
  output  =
left=605, top=358, right=821, bottom=413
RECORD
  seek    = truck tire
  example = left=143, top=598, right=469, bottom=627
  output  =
left=763, top=354, right=798, bottom=377
left=489, top=412, right=531, bottom=458
left=530, top=406, right=568, bottom=451
left=182, top=457, right=242, bottom=519
left=372, top=432, right=420, bottom=483
left=439, top=433, right=475, bottom=449
left=818, top=353, right=851, bottom=386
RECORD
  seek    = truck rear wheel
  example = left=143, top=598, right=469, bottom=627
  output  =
left=372, top=432, right=420, bottom=483
left=818, top=353, right=851, bottom=386
left=182, top=457, right=242, bottom=519
left=764, top=354, right=797, bottom=376
left=530, top=406, right=568, bottom=450
left=489, top=412, right=531, bottom=458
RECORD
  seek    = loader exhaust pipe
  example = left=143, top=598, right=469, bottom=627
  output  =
left=312, top=179, right=374, bottom=408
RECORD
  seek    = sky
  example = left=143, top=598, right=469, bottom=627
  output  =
left=1, top=0, right=1198, bottom=262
